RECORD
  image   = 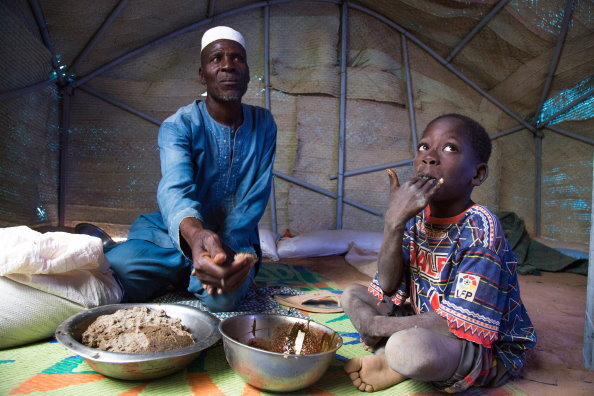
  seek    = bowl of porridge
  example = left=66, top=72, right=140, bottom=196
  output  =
left=55, top=303, right=220, bottom=380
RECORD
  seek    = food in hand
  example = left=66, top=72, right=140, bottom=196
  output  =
left=234, top=252, right=258, bottom=265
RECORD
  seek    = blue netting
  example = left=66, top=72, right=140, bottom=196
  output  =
left=538, top=76, right=594, bottom=126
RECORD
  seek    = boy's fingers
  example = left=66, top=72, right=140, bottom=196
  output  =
left=386, top=168, right=400, bottom=187
left=427, top=177, right=444, bottom=195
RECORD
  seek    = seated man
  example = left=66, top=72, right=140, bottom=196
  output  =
left=342, top=114, right=536, bottom=393
left=106, top=26, right=277, bottom=312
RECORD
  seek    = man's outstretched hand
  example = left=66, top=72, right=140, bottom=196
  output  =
left=180, top=217, right=255, bottom=295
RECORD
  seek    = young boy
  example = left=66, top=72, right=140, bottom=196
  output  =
left=342, top=114, right=536, bottom=393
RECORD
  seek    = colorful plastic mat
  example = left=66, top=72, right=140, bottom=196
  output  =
left=0, top=263, right=526, bottom=395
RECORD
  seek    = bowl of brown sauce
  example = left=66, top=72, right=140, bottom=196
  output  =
left=219, top=314, right=343, bottom=392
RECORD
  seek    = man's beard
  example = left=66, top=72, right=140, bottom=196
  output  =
left=218, top=93, right=242, bottom=102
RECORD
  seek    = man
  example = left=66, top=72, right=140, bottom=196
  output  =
left=105, top=26, right=277, bottom=312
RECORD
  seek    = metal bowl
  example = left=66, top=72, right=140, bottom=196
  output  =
left=219, top=314, right=343, bottom=392
left=55, top=303, right=220, bottom=380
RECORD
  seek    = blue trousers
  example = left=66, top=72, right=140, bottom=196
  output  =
left=105, top=239, right=255, bottom=312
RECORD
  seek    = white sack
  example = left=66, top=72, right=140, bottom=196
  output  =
left=0, top=277, right=85, bottom=349
left=259, top=229, right=280, bottom=262
left=344, top=242, right=378, bottom=278
left=0, top=226, right=122, bottom=308
left=277, top=229, right=382, bottom=259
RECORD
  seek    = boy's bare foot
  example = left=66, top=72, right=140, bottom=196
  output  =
left=360, top=334, right=383, bottom=351
left=344, top=353, right=406, bottom=392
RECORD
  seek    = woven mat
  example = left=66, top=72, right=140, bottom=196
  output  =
left=0, top=263, right=526, bottom=395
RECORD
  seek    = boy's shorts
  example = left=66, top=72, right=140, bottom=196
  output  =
left=431, top=338, right=510, bottom=393
left=368, top=276, right=510, bottom=393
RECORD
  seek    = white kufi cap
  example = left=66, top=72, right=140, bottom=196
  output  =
left=201, top=26, right=246, bottom=52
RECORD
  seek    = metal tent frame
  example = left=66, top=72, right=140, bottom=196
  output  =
left=1, top=0, right=592, bottom=368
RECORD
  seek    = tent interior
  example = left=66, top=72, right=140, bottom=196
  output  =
left=1, top=0, right=593, bottom=394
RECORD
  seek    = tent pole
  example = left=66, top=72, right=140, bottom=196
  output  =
left=264, top=3, right=278, bottom=235
left=546, top=126, right=594, bottom=146
left=446, top=0, right=510, bottom=63
left=0, top=78, right=56, bottom=100
left=490, top=124, right=526, bottom=141
left=70, top=0, right=131, bottom=72
left=534, top=0, right=576, bottom=119
left=70, top=0, right=535, bottom=135
left=274, top=171, right=382, bottom=217
left=534, top=130, right=543, bottom=236
left=329, top=159, right=414, bottom=180
left=207, top=0, right=217, bottom=17
left=532, top=0, right=575, bottom=238
left=28, top=0, right=65, bottom=87
left=58, top=87, right=72, bottom=227
left=79, top=85, right=162, bottom=125
left=584, top=155, right=594, bottom=370
left=72, top=0, right=341, bottom=88
left=401, top=35, right=418, bottom=152
left=336, top=0, right=348, bottom=229
left=348, top=2, right=535, bottom=134
left=537, top=88, right=593, bottom=127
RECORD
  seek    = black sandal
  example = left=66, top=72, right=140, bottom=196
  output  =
left=74, top=223, right=116, bottom=246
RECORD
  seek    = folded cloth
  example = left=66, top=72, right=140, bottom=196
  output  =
left=0, top=226, right=122, bottom=307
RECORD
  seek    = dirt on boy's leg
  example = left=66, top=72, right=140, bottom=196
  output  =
left=342, top=284, right=386, bottom=349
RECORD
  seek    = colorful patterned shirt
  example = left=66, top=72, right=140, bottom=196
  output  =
left=368, top=204, right=536, bottom=374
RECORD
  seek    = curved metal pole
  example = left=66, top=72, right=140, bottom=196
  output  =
left=446, top=0, right=510, bottom=62
left=329, top=158, right=414, bottom=180
left=336, top=0, right=348, bottom=229
left=490, top=124, right=525, bottom=141
left=537, top=88, right=592, bottom=127
left=264, top=3, right=278, bottom=235
left=58, top=88, right=72, bottom=227
left=274, top=171, right=382, bottom=216
left=70, top=0, right=131, bottom=72
left=0, top=78, right=56, bottom=100
left=534, top=0, right=576, bottom=119
left=207, top=0, right=217, bottom=18
left=546, top=125, right=594, bottom=146
left=533, top=0, right=575, bottom=238
left=79, top=85, right=162, bottom=126
left=534, top=131, right=543, bottom=236
left=401, top=35, right=418, bottom=152
left=348, top=2, right=536, bottom=134
left=72, top=0, right=341, bottom=88
left=28, top=0, right=65, bottom=86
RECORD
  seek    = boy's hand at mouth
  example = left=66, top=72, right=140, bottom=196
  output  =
left=384, top=169, right=443, bottom=228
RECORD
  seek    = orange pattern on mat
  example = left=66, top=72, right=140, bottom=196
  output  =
left=240, top=383, right=261, bottom=395
left=187, top=372, right=224, bottom=395
left=117, top=383, right=149, bottom=396
left=9, top=373, right=104, bottom=394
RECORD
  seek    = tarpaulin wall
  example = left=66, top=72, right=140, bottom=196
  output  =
left=0, top=0, right=592, bottom=244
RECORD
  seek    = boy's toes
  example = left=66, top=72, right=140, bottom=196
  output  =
left=344, top=357, right=363, bottom=374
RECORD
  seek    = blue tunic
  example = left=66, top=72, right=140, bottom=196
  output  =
left=106, top=100, right=277, bottom=310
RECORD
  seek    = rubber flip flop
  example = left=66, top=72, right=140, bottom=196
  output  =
left=74, top=223, right=116, bottom=246
left=274, top=290, right=343, bottom=313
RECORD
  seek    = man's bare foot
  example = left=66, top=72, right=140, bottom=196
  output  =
left=344, top=353, right=406, bottom=392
